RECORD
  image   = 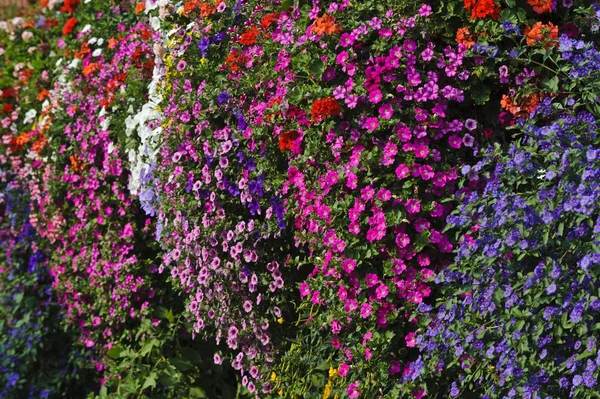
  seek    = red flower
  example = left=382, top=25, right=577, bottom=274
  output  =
left=239, top=27, right=260, bottom=46
left=62, top=18, right=78, bottom=36
left=311, top=97, right=342, bottom=123
left=60, top=0, right=80, bottom=14
left=527, top=0, right=554, bottom=14
left=260, top=13, right=279, bottom=30
left=278, top=130, right=300, bottom=151
left=464, top=0, right=501, bottom=20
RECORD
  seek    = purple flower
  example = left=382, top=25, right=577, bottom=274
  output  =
left=465, top=118, right=478, bottom=131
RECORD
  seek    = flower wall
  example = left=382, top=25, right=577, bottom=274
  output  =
left=1, top=0, right=600, bottom=398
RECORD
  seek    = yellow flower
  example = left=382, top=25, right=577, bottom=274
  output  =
left=322, top=380, right=332, bottom=399
left=200, top=58, right=207, bottom=65
left=278, top=389, right=284, bottom=396
left=271, top=372, right=277, bottom=381
left=328, top=367, right=338, bottom=378
left=277, top=317, right=284, bottom=324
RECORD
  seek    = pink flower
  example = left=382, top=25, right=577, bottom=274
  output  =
left=332, top=337, right=342, bottom=349
left=395, top=233, right=410, bottom=248
left=331, top=320, right=342, bottom=334
left=84, top=338, right=95, bottom=348
left=365, top=273, right=379, bottom=287
left=364, top=117, right=379, bottom=131
left=345, top=299, right=358, bottom=312
left=360, top=302, right=372, bottom=318
left=338, top=363, right=350, bottom=377
left=405, top=199, right=421, bottom=214
left=375, top=283, right=389, bottom=299
left=379, top=103, right=394, bottom=119
left=347, top=381, right=360, bottom=399
left=92, top=316, right=101, bottom=326
left=418, top=4, right=432, bottom=17
left=395, top=164, right=409, bottom=179
left=121, top=222, right=134, bottom=238
left=388, top=360, right=402, bottom=375
left=448, top=134, right=462, bottom=149
left=405, top=332, right=416, bottom=347
left=369, top=89, right=383, bottom=104
left=342, top=259, right=357, bottom=273
left=299, top=282, right=311, bottom=297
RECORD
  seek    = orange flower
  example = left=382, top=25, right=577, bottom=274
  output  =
left=524, top=22, right=558, bottom=49
left=455, top=27, right=475, bottom=50
left=32, top=133, right=48, bottom=155
left=83, top=63, right=100, bottom=77
left=74, top=40, right=91, bottom=59
left=224, top=49, right=249, bottom=72
left=108, top=37, right=118, bottom=49
left=70, top=155, right=86, bottom=173
left=239, top=27, right=260, bottom=45
left=9, top=132, right=30, bottom=153
left=199, top=2, right=216, bottom=17
left=464, top=0, right=501, bottom=20
left=278, top=130, right=300, bottom=151
left=312, top=15, right=341, bottom=36
left=183, top=0, right=199, bottom=16
left=500, top=94, right=519, bottom=114
left=135, top=2, right=146, bottom=13
left=62, top=17, right=78, bottom=36
left=37, top=89, right=49, bottom=102
left=527, top=0, right=554, bottom=13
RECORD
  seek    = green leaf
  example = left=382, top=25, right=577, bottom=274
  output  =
left=189, top=387, right=207, bottom=398
left=142, top=373, right=157, bottom=390
left=107, top=345, right=121, bottom=359
left=543, top=76, right=559, bottom=92
left=171, top=357, right=193, bottom=372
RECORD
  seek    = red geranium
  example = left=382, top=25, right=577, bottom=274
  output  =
left=60, top=0, right=80, bottom=13
left=278, top=130, right=300, bottom=151
left=311, top=97, right=342, bottom=123
left=464, top=0, right=501, bottom=20
left=62, top=18, right=78, bottom=36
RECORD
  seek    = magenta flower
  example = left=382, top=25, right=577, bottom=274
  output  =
left=360, top=303, right=372, bottom=318
left=338, top=363, right=350, bottom=377
left=418, top=4, right=432, bottom=17
left=364, top=117, right=379, bottom=131
left=448, top=134, right=462, bottom=149
left=395, top=164, right=409, bottom=179
left=405, top=199, right=421, bottom=214
left=378, top=103, right=394, bottom=119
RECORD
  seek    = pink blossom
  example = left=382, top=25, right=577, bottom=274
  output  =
left=364, top=117, right=379, bottom=131
left=405, top=199, right=421, bottom=214
left=360, top=303, right=372, bottom=318
left=338, top=363, right=350, bottom=377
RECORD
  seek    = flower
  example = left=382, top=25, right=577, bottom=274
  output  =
left=311, top=97, right=342, bottom=122
left=524, top=22, right=559, bottom=49
left=62, top=18, right=77, bottom=36
left=464, top=0, right=501, bottom=20
left=527, top=0, right=555, bottom=13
